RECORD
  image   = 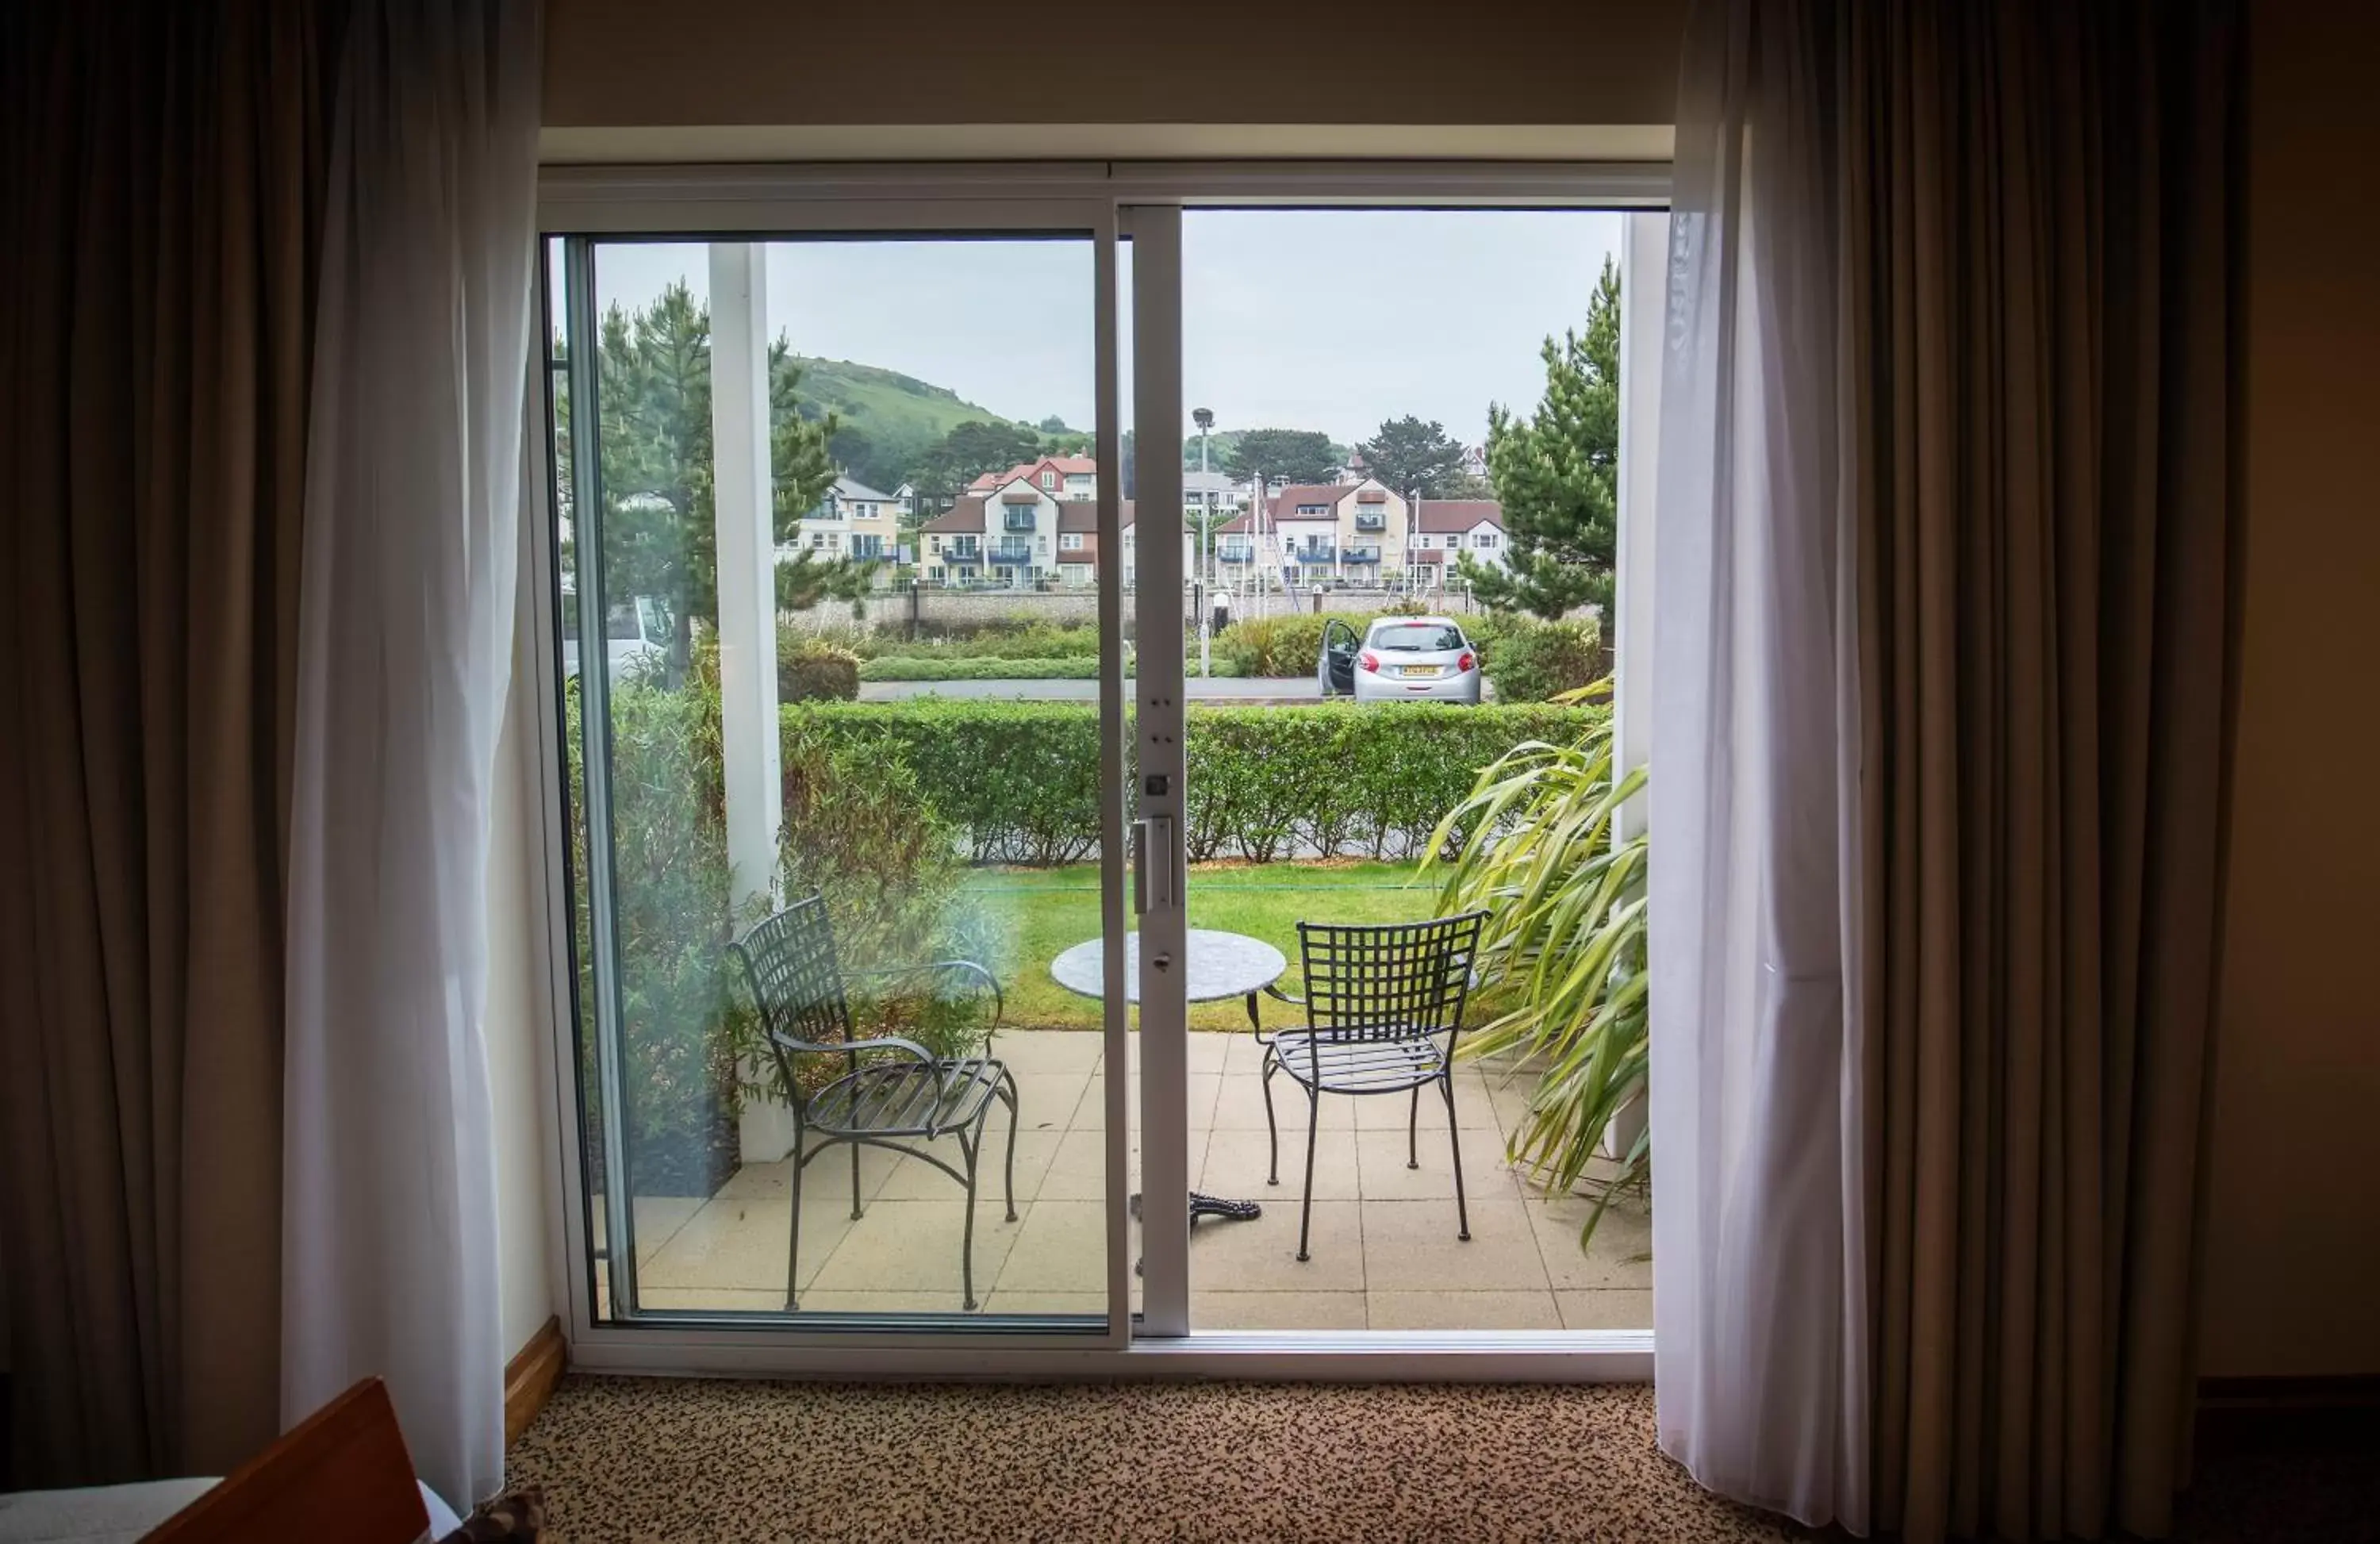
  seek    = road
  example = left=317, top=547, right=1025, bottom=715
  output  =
left=858, top=674, right=1322, bottom=703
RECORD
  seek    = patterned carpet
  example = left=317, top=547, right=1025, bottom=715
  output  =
left=508, top=1376, right=1805, bottom=1542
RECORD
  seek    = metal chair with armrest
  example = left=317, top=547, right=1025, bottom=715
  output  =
left=730, top=893, right=1017, bottom=1311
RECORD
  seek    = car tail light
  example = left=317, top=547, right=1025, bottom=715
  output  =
left=1458, top=651, right=1476, bottom=671
left=1360, top=651, right=1380, bottom=673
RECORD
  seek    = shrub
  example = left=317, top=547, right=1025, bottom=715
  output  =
left=865, top=621, right=1104, bottom=662
left=857, top=655, right=1103, bottom=682
left=1475, top=615, right=1601, bottom=703
left=781, top=699, right=1603, bottom=866
left=1211, top=610, right=1378, bottom=677
left=778, top=636, right=860, bottom=702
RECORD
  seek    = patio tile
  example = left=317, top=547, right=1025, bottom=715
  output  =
left=1188, top=1200, right=1365, bottom=1292
left=1353, top=1127, right=1516, bottom=1201
left=1037, top=1128, right=1135, bottom=1201
left=1347, top=1071, right=1498, bottom=1131
left=640, top=1193, right=845, bottom=1296
left=1208, top=1073, right=1355, bottom=1131
left=874, top=1127, right=1062, bottom=1204
left=991, top=1029, right=1104, bottom=1074
left=1071, top=1073, right=1217, bottom=1131
left=988, top=1200, right=1110, bottom=1293
left=1117, top=1031, right=1237, bottom=1075
left=1527, top=1195, right=1655, bottom=1291
left=1194, top=1291, right=1368, bottom=1331
left=590, top=1196, right=706, bottom=1266
left=1476, top=1070, right=1544, bottom=1139
left=981, top=1291, right=1113, bottom=1318
left=1221, top=1034, right=1275, bottom=1075
left=1003, top=1072, right=1092, bottom=1134
left=1197, top=1126, right=1359, bottom=1201
left=635, top=1287, right=789, bottom=1313
left=803, top=1198, right=1025, bottom=1302
left=1361, top=1197, right=1549, bottom=1293
left=1555, top=1289, right=1655, bottom=1330
left=1367, top=1290, right=1562, bottom=1331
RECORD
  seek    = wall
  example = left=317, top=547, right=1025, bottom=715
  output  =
left=2198, top=0, right=2380, bottom=1378
left=543, top=0, right=1684, bottom=144
left=486, top=616, right=563, bottom=1358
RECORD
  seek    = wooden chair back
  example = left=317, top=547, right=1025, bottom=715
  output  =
left=145, top=1377, right=429, bottom=1543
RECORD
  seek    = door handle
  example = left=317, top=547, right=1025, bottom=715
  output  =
left=1133, top=815, right=1177, bottom=914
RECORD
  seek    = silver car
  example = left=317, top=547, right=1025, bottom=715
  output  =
left=1319, top=616, right=1484, bottom=704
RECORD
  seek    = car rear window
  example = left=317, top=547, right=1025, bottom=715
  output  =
left=1370, top=623, right=1465, bottom=652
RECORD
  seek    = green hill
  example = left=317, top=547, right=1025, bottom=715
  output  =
left=791, top=357, right=1025, bottom=490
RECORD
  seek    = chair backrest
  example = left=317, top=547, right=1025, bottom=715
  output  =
left=1296, top=912, right=1488, bottom=1044
left=145, top=1378, right=427, bottom=1544
left=731, top=894, right=853, bottom=1065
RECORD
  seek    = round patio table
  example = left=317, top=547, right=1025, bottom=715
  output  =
left=1050, top=928, right=1288, bottom=1227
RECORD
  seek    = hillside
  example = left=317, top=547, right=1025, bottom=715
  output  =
left=790, top=356, right=1024, bottom=490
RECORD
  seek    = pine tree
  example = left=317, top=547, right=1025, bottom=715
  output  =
left=1462, top=255, right=1621, bottom=620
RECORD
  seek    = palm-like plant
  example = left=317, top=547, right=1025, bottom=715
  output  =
left=1423, top=684, right=1647, bottom=1242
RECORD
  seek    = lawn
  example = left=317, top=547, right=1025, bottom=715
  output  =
left=961, top=860, right=1445, bottom=1032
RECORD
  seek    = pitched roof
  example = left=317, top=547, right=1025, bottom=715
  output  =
left=1269, top=483, right=1350, bottom=521
left=1057, top=499, right=1134, bottom=530
left=831, top=474, right=892, bottom=501
left=967, top=455, right=1099, bottom=492
left=1412, top=499, right=1505, bottom=534
left=919, top=497, right=986, bottom=535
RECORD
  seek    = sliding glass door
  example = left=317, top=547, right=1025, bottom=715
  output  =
left=532, top=167, right=1665, bottom=1373
left=541, top=209, right=1147, bottom=1345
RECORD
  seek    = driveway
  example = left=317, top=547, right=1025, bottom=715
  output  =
left=859, top=675, right=1322, bottom=703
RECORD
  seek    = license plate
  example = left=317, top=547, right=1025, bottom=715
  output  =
left=1400, top=664, right=1442, bottom=678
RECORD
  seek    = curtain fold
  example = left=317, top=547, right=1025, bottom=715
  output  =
left=279, top=0, right=542, bottom=1510
left=1654, top=2, right=2239, bottom=1539
left=0, top=0, right=340, bottom=1486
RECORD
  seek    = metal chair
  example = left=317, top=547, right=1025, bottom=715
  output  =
left=729, top=894, right=1017, bottom=1311
left=1259, top=912, right=1488, bottom=1262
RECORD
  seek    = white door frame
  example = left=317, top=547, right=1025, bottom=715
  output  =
left=528, top=161, right=1668, bottom=1380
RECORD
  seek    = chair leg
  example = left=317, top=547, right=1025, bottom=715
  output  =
left=786, top=1143, right=807, bottom=1312
left=1296, top=1090, right=1321, bottom=1262
left=998, top=1070, right=1021, bottom=1223
left=850, top=1143, right=865, bottom=1222
left=1441, top=1075, right=1470, bottom=1242
left=959, top=1131, right=981, bottom=1312
left=1407, top=1087, right=1422, bottom=1169
left=1261, top=1055, right=1282, bottom=1185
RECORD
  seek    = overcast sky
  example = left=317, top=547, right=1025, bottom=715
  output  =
left=585, top=210, right=1620, bottom=447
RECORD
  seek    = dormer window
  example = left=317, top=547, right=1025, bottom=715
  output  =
left=1040, top=470, right=1057, bottom=490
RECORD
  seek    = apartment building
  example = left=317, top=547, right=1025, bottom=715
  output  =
left=783, top=474, right=903, bottom=584
left=965, top=454, right=1097, bottom=500
left=1212, top=478, right=1413, bottom=583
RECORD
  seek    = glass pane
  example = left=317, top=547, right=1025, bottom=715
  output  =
left=554, top=234, right=1119, bottom=1327
left=1177, top=210, right=1652, bottom=1333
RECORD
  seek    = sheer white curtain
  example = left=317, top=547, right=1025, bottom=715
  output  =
left=282, top=0, right=541, bottom=1510
left=1648, top=0, right=1868, bottom=1531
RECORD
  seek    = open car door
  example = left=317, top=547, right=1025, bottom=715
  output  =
left=1318, top=616, right=1361, bottom=695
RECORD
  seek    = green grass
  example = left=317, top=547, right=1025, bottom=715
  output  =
left=858, top=655, right=1103, bottom=682
left=962, top=860, right=1444, bottom=1031
left=793, top=356, right=1028, bottom=479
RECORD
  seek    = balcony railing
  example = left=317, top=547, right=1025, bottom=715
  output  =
left=1292, top=545, right=1336, bottom=564
left=947, top=541, right=981, bottom=559
left=1342, top=543, right=1382, bottom=563
left=988, top=542, right=1034, bottom=564
left=1002, top=511, right=1037, bottom=532
left=1353, top=512, right=1386, bottom=532
left=1218, top=540, right=1253, bottom=562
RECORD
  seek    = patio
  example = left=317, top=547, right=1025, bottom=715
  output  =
left=604, top=1028, right=1652, bottom=1331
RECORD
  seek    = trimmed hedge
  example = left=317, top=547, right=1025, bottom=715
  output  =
left=858, top=655, right=1104, bottom=682
left=778, top=639, right=861, bottom=702
left=781, top=698, right=1603, bottom=866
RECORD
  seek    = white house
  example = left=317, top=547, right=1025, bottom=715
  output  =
left=965, top=454, right=1096, bottom=501
left=919, top=461, right=1196, bottom=588
left=1407, top=498, right=1509, bottom=586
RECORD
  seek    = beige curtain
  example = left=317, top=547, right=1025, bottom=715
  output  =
left=1844, top=2, right=2240, bottom=1538
left=0, top=0, right=342, bottom=1484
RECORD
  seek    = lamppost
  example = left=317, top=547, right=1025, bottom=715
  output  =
left=1193, top=407, right=1215, bottom=677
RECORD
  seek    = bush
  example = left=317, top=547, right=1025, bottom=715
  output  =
left=781, top=699, right=1603, bottom=866
left=864, top=621, right=1104, bottom=662
left=1211, top=610, right=1377, bottom=677
left=1474, top=615, right=1600, bottom=704
left=857, top=655, right=1103, bottom=682
left=778, top=636, right=860, bottom=702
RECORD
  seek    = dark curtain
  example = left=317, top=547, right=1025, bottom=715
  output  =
left=1842, top=2, right=2240, bottom=1538
left=0, top=0, right=344, bottom=1483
